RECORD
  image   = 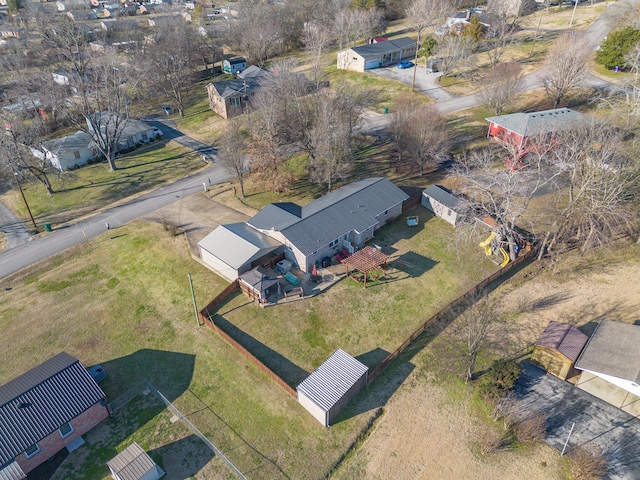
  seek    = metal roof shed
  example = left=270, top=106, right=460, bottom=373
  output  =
left=297, top=349, right=368, bottom=427
left=107, top=442, right=165, bottom=480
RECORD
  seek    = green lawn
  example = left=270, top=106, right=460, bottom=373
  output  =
left=5, top=142, right=204, bottom=226
left=0, top=210, right=496, bottom=479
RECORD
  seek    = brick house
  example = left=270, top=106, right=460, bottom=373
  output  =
left=206, top=67, right=269, bottom=119
left=485, top=107, right=587, bottom=152
left=0, top=352, right=109, bottom=478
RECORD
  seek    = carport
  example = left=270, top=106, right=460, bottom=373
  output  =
left=574, top=320, right=640, bottom=416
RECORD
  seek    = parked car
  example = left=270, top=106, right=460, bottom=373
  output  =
left=397, top=60, right=414, bottom=69
left=161, top=105, right=173, bottom=115
left=153, top=126, right=163, bottom=136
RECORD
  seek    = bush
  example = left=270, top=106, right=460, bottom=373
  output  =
left=475, top=359, right=522, bottom=401
left=512, top=411, right=547, bottom=445
left=596, top=26, right=640, bottom=69
left=568, top=445, right=609, bottom=479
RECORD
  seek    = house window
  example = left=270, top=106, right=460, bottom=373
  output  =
left=59, top=422, right=73, bottom=438
left=73, top=150, right=81, bottom=159
left=142, top=132, right=147, bottom=140
left=447, top=209, right=452, bottom=216
left=230, top=97, right=241, bottom=107
left=384, top=210, right=389, bottom=215
left=344, top=234, right=348, bottom=240
left=330, top=238, right=339, bottom=247
left=311, top=250, right=318, bottom=256
left=25, top=444, right=40, bottom=458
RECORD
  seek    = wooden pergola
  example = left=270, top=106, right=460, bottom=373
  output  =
left=343, top=246, right=389, bottom=288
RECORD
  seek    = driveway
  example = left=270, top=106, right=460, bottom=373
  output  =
left=0, top=199, right=30, bottom=249
left=514, top=362, right=640, bottom=480
left=369, top=66, right=455, bottom=103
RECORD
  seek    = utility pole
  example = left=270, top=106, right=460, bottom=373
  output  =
left=187, top=273, right=200, bottom=326
left=10, top=164, right=37, bottom=232
left=569, top=0, right=579, bottom=28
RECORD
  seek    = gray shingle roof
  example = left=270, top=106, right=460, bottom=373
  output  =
left=42, top=131, right=94, bottom=154
left=0, top=352, right=106, bottom=465
left=237, top=65, right=269, bottom=79
left=422, top=185, right=462, bottom=211
left=207, top=76, right=264, bottom=99
left=575, top=320, right=640, bottom=383
left=536, top=321, right=588, bottom=362
left=350, top=37, right=415, bottom=58
left=107, top=442, right=162, bottom=480
left=248, top=203, right=301, bottom=231
left=249, top=178, right=409, bottom=256
left=485, top=108, right=587, bottom=138
left=297, top=349, right=368, bottom=412
left=197, top=223, right=282, bottom=269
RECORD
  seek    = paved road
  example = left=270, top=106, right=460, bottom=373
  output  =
left=0, top=140, right=233, bottom=280
left=0, top=200, right=31, bottom=249
left=515, top=362, right=640, bottom=480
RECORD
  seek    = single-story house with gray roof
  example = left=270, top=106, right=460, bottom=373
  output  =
left=0, top=352, right=108, bottom=478
left=337, top=37, right=417, bottom=72
left=575, top=320, right=640, bottom=415
left=248, top=177, right=409, bottom=273
left=421, top=185, right=465, bottom=227
left=31, top=131, right=96, bottom=171
left=107, top=442, right=165, bottom=480
left=486, top=107, right=587, bottom=151
left=297, top=349, right=368, bottom=426
left=197, top=223, right=284, bottom=281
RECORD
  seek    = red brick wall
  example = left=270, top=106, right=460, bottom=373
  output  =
left=15, top=402, right=109, bottom=474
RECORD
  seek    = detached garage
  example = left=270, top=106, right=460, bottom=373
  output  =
left=530, top=321, right=588, bottom=380
left=297, top=349, right=368, bottom=427
left=197, top=223, right=284, bottom=281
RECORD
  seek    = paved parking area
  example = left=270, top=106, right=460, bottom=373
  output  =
left=368, top=64, right=455, bottom=102
left=515, top=362, right=640, bottom=480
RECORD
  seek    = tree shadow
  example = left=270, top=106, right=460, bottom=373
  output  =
left=388, top=251, right=438, bottom=278
left=92, top=348, right=196, bottom=402
left=148, top=434, right=214, bottom=479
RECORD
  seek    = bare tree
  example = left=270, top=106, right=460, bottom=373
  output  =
left=218, top=119, right=248, bottom=198
left=479, top=61, right=523, bottom=114
left=308, top=90, right=354, bottom=192
left=146, top=22, right=201, bottom=118
left=541, top=33, right=591, bottom=108
left=450, top=145, right=564, bottom=260
left=534, top=123, right=640, bottom=258
left=333, top=7, right=384, bottom=50
left=0, top=114, right=57, bottom=196
left=388, top=94, right=423, bottom=168
left=437, top=35, right=477, bottom=80
left=406, top=0, right=454, bottom=89
left=402, top=105, right=450, bottom=175
left=302, top=22, right=333, bottom=88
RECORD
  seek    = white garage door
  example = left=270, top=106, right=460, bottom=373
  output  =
left=364, top=59, right=379, bottom=70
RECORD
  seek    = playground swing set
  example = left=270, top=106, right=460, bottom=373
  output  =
left=479, top=231, right=510, bottom=267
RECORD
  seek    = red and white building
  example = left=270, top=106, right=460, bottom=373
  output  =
left=485, top=107, right=586, bottom=151
left=0, top=352, right=109, bottom=478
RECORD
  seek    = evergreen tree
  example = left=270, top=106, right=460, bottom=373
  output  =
left=596, top=26, right=640, bottom=70
left=462, top=15, right=483, bottom=43
left=8, top=0, right=23, bottom=14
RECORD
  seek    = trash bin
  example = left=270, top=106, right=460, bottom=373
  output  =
left=383, top=107, right=389, bottom=114
left=44, top=223, right=52, bottom=232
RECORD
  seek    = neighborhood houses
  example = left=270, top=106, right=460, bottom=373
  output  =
left=1, top=0, right=639, bottom=478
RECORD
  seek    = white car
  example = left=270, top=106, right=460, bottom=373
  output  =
left=153, top=126, right=164, bottom=136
